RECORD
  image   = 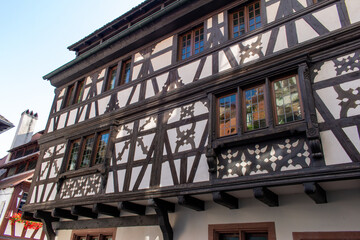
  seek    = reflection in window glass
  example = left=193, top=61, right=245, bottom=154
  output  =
left=273, top=76, right=302, bottom=125
left=80, top=136, right=95, bottom=168
left=245, top=86, right=266, bottom=131
left=219, top=94, right=237, bottom=137
left=68, top=140, right=80, bottom=171
left=106, top=66, right=117, bottom=91
left=95, top=132, right=109, bottom=165
left=219, top=233, right=239, bottom=240
left=121, top=60, right=132, bottom=84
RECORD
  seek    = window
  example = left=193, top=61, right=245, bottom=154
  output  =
left=66, top=131, right=110, bottom=171
left=293, top=232, right=360, bottom=240
left=62, top=79, right=86, bottom=109
left=63, top=84, right=75, bottom=108
left=71, top=229, right=116, bottom=240
left=74, top=79, right=85, bottom=103
left=179, top=25, right=204, bottom=60
left=6, top=159, right=38, bottom=177
left=209, top=222, right=276, bottom=240
left=120, top=59, right=132, bottom=85
left=17, top=193, right=28, bottom=213
left=105, top=66, right=118, bottom=91
left=217, top=74, right=303, bottom=137
left=229, top=1, right=261, bottom=39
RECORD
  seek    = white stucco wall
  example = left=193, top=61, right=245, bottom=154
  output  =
left=0, top=187, right=14, bottom=225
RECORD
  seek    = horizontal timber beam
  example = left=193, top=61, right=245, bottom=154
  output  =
left=53, top=215, right=159, bottom=230
left=148, top=198, right=175, bottom=213
left=52, top=208, right=78, bottom=220
left=178, top=195, right=204, bottom=211
left=119, top=201, right=146, bottom=215
left=71, top=205, right=98, bottom=219
left=212, top=191, right=238, bottom=209
left=93, top=203, right=120, bottom=217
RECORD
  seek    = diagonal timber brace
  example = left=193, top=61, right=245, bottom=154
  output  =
left=149, top=198, right=174, bottom=240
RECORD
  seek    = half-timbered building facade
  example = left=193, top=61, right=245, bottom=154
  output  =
left=23, top=0, right=360, bottom=239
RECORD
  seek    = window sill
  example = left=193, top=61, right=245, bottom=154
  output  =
left=212, top=120, right=307, bottom=149
left=58, top=164, right=105, bottom=180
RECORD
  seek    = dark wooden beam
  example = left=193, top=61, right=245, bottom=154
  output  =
left=148, top=198, right=175, bottom=213
left=253, top=187, right=279, bottom=207
left=212, top=191, right=238, bottom=209
left=178, top=195, right=204, bottom=211
left=71, top=206, right=98, bottom=219
left=151, top=199, right=173, bottom=240
left=34, top=210, right=59, bottom=240
left=52, top=208, right=78, bottom=220
left=93, top=203, right=120, bottom=217
left=22, top=211, right=41, bottom=222
left=53, top=215, right=159, bottom=230
left=304, top=182, right=327, bottom=204
left=118, top=201, right=146, bottom=215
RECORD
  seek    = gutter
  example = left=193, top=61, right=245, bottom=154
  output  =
left=43, top=0, right=193, bottom=81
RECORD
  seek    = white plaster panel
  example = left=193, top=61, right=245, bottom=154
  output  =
left=152, top=51, right=172, bottom=72
left=145, top=80, right=156, bottom=99
left=316, top=87, right=342, bottom=119
left=98, top=95, right=111, bottom=115
left=297, top=0, right=307, bottom=8
left=266, top=1, right=280, bottom=23
left=14, top=222, right=23, bottom=237
left=340, top=80, right=360, bottom=117
left=37, top=184, right=44, bottom=203
left=199, top=55, right=212, bottom=79
left=132, top=63, right=142, bottom=80
left=58, top=88, right=65, bottom=97
left=218, top=12, right=224, bottom=23
left=295, top=18, right=319, bottom=43
left=85, top=76, right=92, bottom=85
left=167, top=107, right=181, bottom=124
left=230, top=43, right=241, bottom=64
left=178, top=60, right=199, bottom=85
left=187, top=156, right=195, bottom=181
left=117, top=123, right=134, bottom=139
left=316, top=109, right=325, bottom=123
left=345, top=0, right=360, bottom=24
left=314, top=60, right=337, bottom=83
left=130, top=166, right=142, bottom=191
left=49, top=158, right=63, bottom=179
left=57, top=143, right=65, bottom=154
left=343, top=126, right=360, bottom=152
left=117, top=169, right=126, bottom=192
left=43, top=183, right=54, bottom=202
left=82, top=86, right=90, bottom=101
left=57, top=113, right=67, bottom=130
left=4, top=221, right=11, bottom=235
left=47, top=119, right=54, bottom=133
left=193, top=154, right=210, bottom=183
left=220, top=26, right=224, bottom=36
left=194, top=120, right=208, bottom=148
left=321, top=130, right=352, bottom=165
left=273, top=25, right=288, bottom=53
left=30, top=187, right=36, bottom=203
left=40, top=162, right=50, bottom=180
left=130, top=85, right=140, bottom=105
left=89, top=102, right=96, bottom=119
left=207, top=17, right=212, bottom=29
left=116, top=226, right=161, bottom=240
left=156, top=72, right=169, bottom=93
left=25, top=228, right=35, bottom=238
left=134, top=133, right=155, bottom=161
left=115, top=141, right=130, bottom=164
left=96, top=80, right=103, bottom=95
left=118, top=87, right=132, bottom=108
left=153, top=36, right=173, bottom=54
left=261, top=31, right=272, bottom=56
left=313, top=5, right=341, bottom=32
left=106, top=171, right=114, bottom=194
left=56, top=100, right=62, bottom=112
left=207, top=33, right=211, bottom=44
left=55, top=230, right=72, bottom=240
left=0, top=188, right=13, bottom=225
left=79, top=105, right=87, bottom=122
left=219, top=50, right=231, bottom=72
left=44, top=146, right=54, bottom=159
left=160, top=161, right=174, bottom=187
left=194, top=101, right=209, bottom=116
left=134, top=52, right=144, bottom=63
left=139, top=116, right=157, bottom=131
left=48, top=185, right=57, bottom=201
left=166, top=128, right=178, bottom=153
left=34, top=228, right=43, bottom=239
left=67, top=109, right=77, bottom=126
left=99, top=68, right=106, bottom=79
left=139, top=164, right=152, bottom=190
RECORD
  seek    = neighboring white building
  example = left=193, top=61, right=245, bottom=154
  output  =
left=24, top=0, right=360, bottom=240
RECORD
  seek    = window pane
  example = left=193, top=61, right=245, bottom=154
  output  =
left=68, top=140, right=80, bottom=171
left=75, top=79, right=85, bottom=103
left=121, top=60, right=132, bottom=84
left=219, top=94, right=237, bottom=137
left=27, top=160, right=37, bottom=171
left=95, top=132, right=109, bottom=165
left=245, top=232, right=268, bottom=240
left=232, top=9, right=245, bottom=38
left=80, top=136, right=95, bottom=168
left=273, top=76, right=302, bottom=124
left=106, top=66, right=117, bottom=91
left=219, top=233, right=239, bottom=240
left=245, top=86, right=266, bottom=131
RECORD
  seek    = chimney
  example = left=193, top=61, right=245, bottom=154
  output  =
left=9, top=109, right=38, bottom=150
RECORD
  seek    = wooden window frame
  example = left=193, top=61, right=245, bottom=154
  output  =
left=120, top=58, right=132, bottom=85
left=293, top=232, right=360, bottom=240
left=216, top=74, right=304, bottom=138
left=62, top=78, right=87, bottom=109
left=209, top=222, right=276, bottom=240
left=65, top=131, right=110, bottom=172
left=229, top=0, right=261, bottom=39
left=178, top=25, right=204, bottom=60
left=71, top=228, right=116, bottom=240
left=74, top=79, right=85, bottom=104
left=104, top=65, right=119, bottom=92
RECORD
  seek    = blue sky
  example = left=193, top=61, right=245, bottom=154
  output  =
left=0, top=0, right=145, bottom=157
